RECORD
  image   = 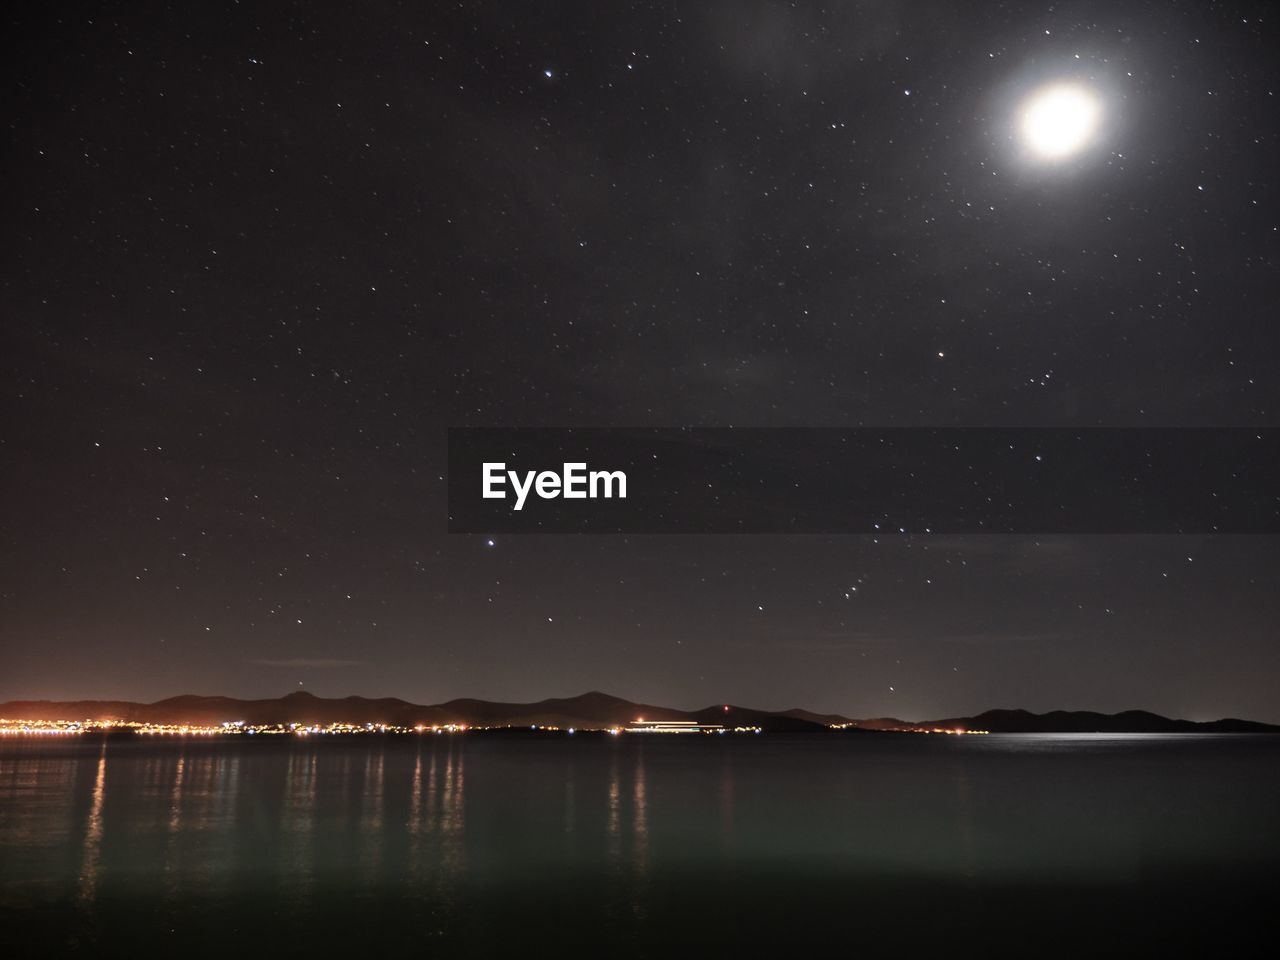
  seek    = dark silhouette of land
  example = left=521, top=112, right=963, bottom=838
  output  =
left=1, top=691, right=1274, bottom=733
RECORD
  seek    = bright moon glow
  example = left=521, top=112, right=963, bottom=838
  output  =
left=1020, top=85, right=1100, bottom=159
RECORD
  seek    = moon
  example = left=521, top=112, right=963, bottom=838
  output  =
left=1019, top=84, right=1100, bottom=159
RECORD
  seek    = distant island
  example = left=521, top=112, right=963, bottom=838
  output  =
left=0, top=690, right=1274, bottom=734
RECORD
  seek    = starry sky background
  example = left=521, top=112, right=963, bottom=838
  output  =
left=3, top=1, right=1279, bottom=720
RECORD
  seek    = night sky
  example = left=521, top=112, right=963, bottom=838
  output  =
left=4, top=2, right=1279, bottom=721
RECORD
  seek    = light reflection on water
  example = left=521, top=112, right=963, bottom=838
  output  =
left=75, top=743, right=106, bottom=904
left=2, top=732, right=1279, bottom=942
left=359, top=747, right=384, bottom=884
left=280, top=748, right=315, bottom=904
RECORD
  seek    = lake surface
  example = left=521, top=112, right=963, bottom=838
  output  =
left=2, top=733, right=1278, bottom=956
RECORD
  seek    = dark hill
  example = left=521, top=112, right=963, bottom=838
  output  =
left=693, top=704, right=827, bottom=732
left=779, top=708, right=857, bottom=726
left=2, top=694, right=1275, bottom=733
left=434, top=691, right=687, bottom=727
left=921, top=708, right=1278, bottom=733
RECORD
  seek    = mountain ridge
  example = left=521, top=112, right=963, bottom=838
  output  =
left=0, top=693, right=1275, bottom=733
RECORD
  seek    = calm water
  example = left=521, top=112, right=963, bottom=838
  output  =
left=2, top=733, right=1278, bottom=955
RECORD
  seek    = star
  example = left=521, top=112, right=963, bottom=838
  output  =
left=1019, top=84, right=1101, bottom=159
